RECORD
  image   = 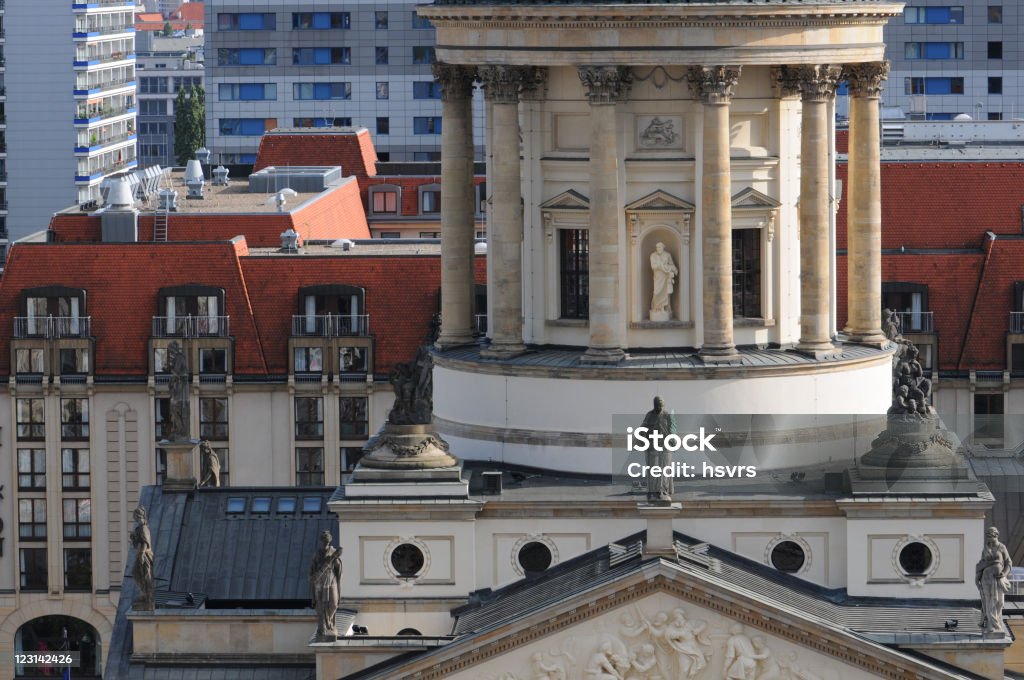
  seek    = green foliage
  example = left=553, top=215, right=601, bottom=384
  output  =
left=174, top=85, right=206, bottom=166
left=162, top=21, right=173, bottom=36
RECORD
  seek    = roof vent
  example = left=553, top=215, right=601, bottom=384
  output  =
left=280, top=228, right=301, bottom=252
left=331, top=238, right=355, bottom=251
left=481, top=471, right=502, bottom=495
left=105, top=177, right=135, bottom=210
left=212, top=165, right=230, bottom=186
left=185, top=159, right=205, bottom=199
left=267, top=188, right=298, bottom=213
left=474, top=240, right=487, bottom=255
left=158, top=188, right=179, bottom=212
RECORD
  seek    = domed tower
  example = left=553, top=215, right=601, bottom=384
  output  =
left=424, top=0, right=901, bottom=474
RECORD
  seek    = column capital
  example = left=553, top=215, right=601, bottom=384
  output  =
left=686, top=65, right=741, bottom=104
left=771, top=65, right=803, bottom=99
left=792, top=64, right=843, bottom=102
left=479, top=65, right=544, bottom=104
left=843, top=61, right=890, bottom=99
left=431, top=63, right=476, bottom=102
left=578, top=66, right=633, bottom=105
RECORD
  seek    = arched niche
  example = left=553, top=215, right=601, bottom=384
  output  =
left=15, top=615, right=103, bottom=677
left=625, top=191, right=695, bottom=325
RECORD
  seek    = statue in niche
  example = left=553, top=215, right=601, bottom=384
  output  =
left=723, top=623, right=768, bottom=680
left=198, top=441, right=221, bottom=488
left=640, top=397, right=676, bottom=504
left=131, top=506, right=155, bottom=611
left=166, top=341, right=191, bottom=440
left=309, top=531, right=343, bottom=641
left=976, top=526, right=1013, bottom=634
left=649, top=243, right=678, bottom=322
left=640, top=117, right=679, bottom=147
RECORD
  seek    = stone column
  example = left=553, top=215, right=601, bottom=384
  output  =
left=478, top=66, right=540, bottom=359
left=687, top=66, right=741, bottom=363
left=794, top=64, right=842, bottom=358
left=578, top=66, right=632, bottom=364
left=843, top=61, right=889, bottom=346
left=433, top=63, right=477, bottom=349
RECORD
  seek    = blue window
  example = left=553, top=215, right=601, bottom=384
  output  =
left=219, top=118, right=270, bottom=136
left=292, top=47, right=350, bottom=65
left=226, top=497, right=245, bottom=513
left=217, top=13, right=275, bottom=30
left=277, top=497, right=296, bottom=513
left=294, top=117, right=352, bottom=128
left=413, top=117, right=442, bottom=134
left=293, top=82, right=352, bottom=100
left=905, top=42, right=964, bottom=60
left=252, top=497, right=271, bottom=513
left=413, top=81, right=442, bottom=99
left=302, top=497, right=322, bottom=513
left=411, top=12, right=433, bottom=29
left=904, top=77, right=965, bottom=95
left=904, top=6, right=964, bottom=23
left=292, top=12, right=349, bottom=29
left=217, top=48, right=276, bottom=66
left=926, top=112, right=958, bottom=120
left=412, top=46, right=435, bottom=64
left=218, top=83, right=277, bottom=101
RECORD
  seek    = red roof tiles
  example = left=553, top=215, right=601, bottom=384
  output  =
left=254, top=130, right=379, bottom=179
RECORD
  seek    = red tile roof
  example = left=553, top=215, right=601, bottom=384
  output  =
left=172, top=2, right=204, bottom=23
left=254, top=129, right=379, bottom=179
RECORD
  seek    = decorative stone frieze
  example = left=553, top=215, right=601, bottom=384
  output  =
left=686, top=65, right=741, bottom=104
left=431, top=62, right=476, bottom=102
left=844, top=60, right=890, bottom=99
left=793, top=64, right=843, bottom=102
left=578, top=66, right=633, bottom=105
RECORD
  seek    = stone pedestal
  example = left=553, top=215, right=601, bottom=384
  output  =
left=346, top=424, right=468, bottom=498
left=639, top=502, right=680, bottom=557
left=161, top=438, right=199, bottom=491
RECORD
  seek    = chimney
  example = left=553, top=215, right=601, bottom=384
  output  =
left=185, top=159, right=205, bottom=199
left=101, top=177, right=139, bottom=242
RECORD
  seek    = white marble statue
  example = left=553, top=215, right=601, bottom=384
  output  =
left=586, top=642, right=628, bottom=680
left=532, top=651, right=567, bottom=680
left=976, top=526, right=1013, bottom=634
left=649, top=243, right=678, bottom=321
left=724, top=623, right=768, bottom=680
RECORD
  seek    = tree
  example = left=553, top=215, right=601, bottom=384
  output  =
left=162, top=21, right=173, bottom=36
left=174, top=85, right=206, bottom=166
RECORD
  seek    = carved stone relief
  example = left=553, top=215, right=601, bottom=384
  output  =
left=637, top=116, right=683, bottom=150
left=459, top=593, right=856, bottom=680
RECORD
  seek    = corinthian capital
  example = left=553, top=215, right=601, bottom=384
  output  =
left=686, top=66, right=742, bottom=104
left=792, top=64, right=843, bottom=102
left=431, top=63, right=476, bottom=102
left=578, top=66, right=633, bottom=105
left=771, top=65, right=803, bottom=99
left=843, top=61, right=890, bottom=99
left=479, top=66, right=544, bottom=104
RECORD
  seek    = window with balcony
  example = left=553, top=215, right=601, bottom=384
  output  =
left=62, top=448, right=90, bottom=490
left=882, top=283, right=931, bottom=333
left=339, top=346, right=368, bottom=375
left=64, top=548, right=92, bottom=591
left=61, top=398, right=89, bottom=440
left=294, top=347, right=323, bottom=373
left=199, top=347, right=227, bottom=374
left=17, top=398, right=44, bottom=440
left=156, top=286, right=227, bottom=336
left=17, top=449, right=45, bottom=490
left=15, top=348, right=44, bottom=374
left=292, top=12, right=350, bottom=29
left=20, top=549, right=47, bottom=590
left=370, top=186, right=399, bottom=214
left=560, top=229, right=589, bottom=320
left=340, top=397, right=369, bottom=438
left=19, top=499, right=46, bottom=540
left=294, top=285, right=368, bottom=336
left=296, top=447, right=324, bottom=485
left=292, top=47, right=350, bottom=65
left=295, top=397, right=324, bottom=439
left=217, top=12, right=276, bottom=30
left=63, top=499, right=92, bottom=539
left=60, top=348, right=90, bottom=375
left=200, top=398, right=228, bottom=440
left=732, top=229, right=762, bottom=319
left=18, top=286, right=87, bottom=338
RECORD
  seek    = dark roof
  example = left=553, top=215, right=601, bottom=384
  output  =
left=138, top=667, right=314, bottom=680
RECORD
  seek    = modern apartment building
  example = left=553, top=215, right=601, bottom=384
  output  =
left=205, top=0, right=484, bottom=164
left=882, top=1, right=1020, bottom=119
left=3, top=0, right=137, bottom=241
left=136, top=35, right=204, bottom=168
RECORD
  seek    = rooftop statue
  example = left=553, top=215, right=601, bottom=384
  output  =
left=976, top=526, right=1012, bottom=634
left=131, top=506, right=155, bottom=611
left=883, top=309, right=933, bottom=418
left=310, top=531, right=343, bottom=642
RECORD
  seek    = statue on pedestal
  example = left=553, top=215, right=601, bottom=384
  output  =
left=641, top=396, right=675, bottom=503
left=310, top=531, right=343, bottom=641
left=976, top=526, right=1013, bottom=634
left=166, top=341, right=190, bottom=441
left=649, top=243, right=678, bottom=322
left=131, top=506, right=155, bottom=610
left=198, top=441, right=221, bottom=488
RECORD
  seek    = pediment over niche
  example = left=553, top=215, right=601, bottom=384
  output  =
left=625, top=190, right=695, bottom=214
left=731, top=187, right=782, bottom=211
left=354, top=539, right=990, bottom=680
left=540, top=189, right=590, bottom=211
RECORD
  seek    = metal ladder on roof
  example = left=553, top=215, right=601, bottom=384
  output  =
left=152, top=168, right=171, bottom=242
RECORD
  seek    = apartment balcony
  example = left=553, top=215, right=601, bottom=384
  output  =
left=75, top=157, right=137, bottom=182
left=152, top=315, right=231, bottom=338
left=75, top=131, right=136, bottom=154
left=14, top=316, right=92, bottom=339
left=73, top=25, right=135, bottom=40
left=291, top=314, right=370, bottom=337
left=73, top=78, right=136, bottom=97
left=894, top=311, right=934, bottom=334
left=74, top=104, right=136, bottom=125
left=1011, top=312, right=1024, bottom=334
left=74, top=51, right=136, bottom=69
left=73, top=0, right=136, bottom=9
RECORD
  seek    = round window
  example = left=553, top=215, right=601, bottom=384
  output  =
left=517, top=541, right=553, bottom=575
left=397, top=628, right=422, bottom=636
left=899, top=542, right=933, bottom=576
left=390, top=543, right=425, bottom=578
left=770, top=540, right=806, bottom=573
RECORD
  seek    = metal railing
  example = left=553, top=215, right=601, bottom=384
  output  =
left=14, top=316, right=92, bottom=338
left=79, top=156, right=136, bottom=178
left=893, top=311, right=934, bottom=333
left=75, top=104, right=135, bottom=121
left=291, top=314, right=370, bottom=337
left=1011, top=312, right=1024, bottom=333
left=151, top=315, right=231, bottom=338
left=75, top=23, right=134, bottom=36
left=77, top=129, right=135, bottom=151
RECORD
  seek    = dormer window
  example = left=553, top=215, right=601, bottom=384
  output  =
left=370, top=184, right=400, bottom=215
left=156, top=285, right=227, bottom=337
left=18, top=286, right=88, bottom=338
left=418, top=183, right=441, bottom=215
left=295, top=285, right=367, bottom=336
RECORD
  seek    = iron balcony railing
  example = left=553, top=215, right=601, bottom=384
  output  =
left=894, top=311, right=934, bottom=333
left=291, top=314, right=370, bottom=337
left=14, top=316, right=92, bottom=338
left=151, top=315, right=231, bottom=338
left=1011, top=312, right=1024, bottom=333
